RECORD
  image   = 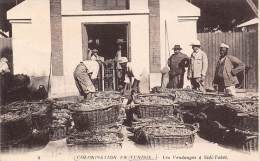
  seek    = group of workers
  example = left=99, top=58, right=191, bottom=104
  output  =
left=165, top=40, right=245, bottom=96
left=74, top=48, right=140, bottom=99
left=0, top=39, right=247, bottom=104
left=74, top=39, right=245, bottom=99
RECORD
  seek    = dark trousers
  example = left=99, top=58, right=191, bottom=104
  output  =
left=215, top=77, right=225, bottom=92
left=167, top=74, right=184, bottom=89
left=190, top=78, right=205, bottom=92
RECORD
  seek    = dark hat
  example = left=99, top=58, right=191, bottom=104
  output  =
left=173, top=45, right=182, bottom=50
left=116, top=39, right=125, bottom=44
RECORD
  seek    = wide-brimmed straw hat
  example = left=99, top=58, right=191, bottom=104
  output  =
left=118, top=57, right=128, bottom=64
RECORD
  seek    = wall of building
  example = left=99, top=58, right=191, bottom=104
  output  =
left=8, top=0, right=52, bottom=90
left=61, top=0, right=148, bottom=13
left=8, top=0, right=200, bottom=97
left=49, top=1, right=151, bottom=97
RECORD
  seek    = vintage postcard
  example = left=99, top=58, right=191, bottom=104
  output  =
left=0, top=0, right=259, bottom=161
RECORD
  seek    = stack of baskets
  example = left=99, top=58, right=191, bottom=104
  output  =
left=66, top=123, right=123, bottom=148
left=127, top=94, right=178, bottom=120
left=223, top=99, right=258, bottom=152
left=125, top=93, right=198, bottom=148
left=0, top=109, right=32, bottom=150
left=49, top=101, right=73, bottom=141
left=28, top=101, right=52, bottom=145
left=198, top=96, right=259, bottom=152
left=0, top=100, right=52, bottom=150
left=66, top=92, right=124, bottom=147
left=131, top=116, right=198, bottom=148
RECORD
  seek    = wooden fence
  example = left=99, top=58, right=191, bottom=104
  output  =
left=197, top=32, right=258, bottom=91
left=0, top=38, right=13, bottom=72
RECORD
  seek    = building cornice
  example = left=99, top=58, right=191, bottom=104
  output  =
left=61, top=10, right=149, bottom=17
left=178, top=16, right=199, bottom=22
left=8, top=19, right=32, bottom=24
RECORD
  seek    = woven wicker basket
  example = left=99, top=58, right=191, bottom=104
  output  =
left=131, top=94, right=177, bottom=118
left=134, top=124, right=198, bottom=148
left=133, top=104, right=177, bottom=118
left=0, top=133, right=31, bottom=151
left=220, top=103, right=259, bottom=132
left=241, top=135, right=258, bottom=152
left=229, top=114, right=258, bottom=133
left=224, top=128, right=258, bottom=152
left=30, top=129, right=50, bottom=146
left=1, top=112, right=32, bottom=146
left=49, top=125, right=68, bottom=141
left=31, top=102, right=52, bottom=130
left=66, top=131, right=123, bottom=148
left=70, top=104, right=120, bottom=131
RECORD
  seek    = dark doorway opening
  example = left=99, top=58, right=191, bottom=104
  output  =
left=86, top=23, right=129, bottom=60
left=82, top=23, right=130, bottom=91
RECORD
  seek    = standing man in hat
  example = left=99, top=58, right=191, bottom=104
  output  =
left=187, top=40, right=208, bottom=92
left=213, top=43, right=245, bottom=96
left=167, top=45, right=189, bottom=89
left=118, top=57, right=141, bottom=95
left=74, top=59, right=101, bottom=99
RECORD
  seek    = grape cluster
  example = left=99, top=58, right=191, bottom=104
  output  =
left=135, top=95, right=175, bottom=106
left=143, top=125, right=193, bottom=136
left=70, top=99, right=119, bottom=111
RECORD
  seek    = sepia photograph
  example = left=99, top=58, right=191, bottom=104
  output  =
left=0, top=0, right=259, bottom=161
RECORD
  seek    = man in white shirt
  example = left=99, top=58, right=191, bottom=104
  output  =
left=74, top=59, right=100, bottom=99
left=118, top=57, right=141, bottom=95
left=0, top=57, right=10, bottom=74
left=0, top=57, right=10, bottom=105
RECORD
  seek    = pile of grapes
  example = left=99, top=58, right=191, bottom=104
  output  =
left=2, top=101, right=51, bottom=114
left=0, top=110, right=29, bottom=123
left=174, top=91, right=201, bottom=102
left=230, top=102, right=258, bottom=115
left=67, top=129, right=123, bottom=144
left=52, top=108, right=72, bottom=127
left=135, top=95, right=175, bottom=106
left=143, top=125, right=193, bottom=136
left=69, top=99, right=119, bottom=111
left=93, top=91, right=122, bottom=99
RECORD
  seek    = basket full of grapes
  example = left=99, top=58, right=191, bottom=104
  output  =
left=131, top=94, right=177, bottom=118
left=69, top=99, right=121, bottom=131
left=133, top=123, right=198, bottom=148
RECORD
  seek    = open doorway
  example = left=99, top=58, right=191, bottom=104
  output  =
left=83, top=23, right=129, bottom=60
left=82, top=23, right=130, bottom=91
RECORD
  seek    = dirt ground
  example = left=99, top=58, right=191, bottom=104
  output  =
left=1, top=126, right=259, bottom=161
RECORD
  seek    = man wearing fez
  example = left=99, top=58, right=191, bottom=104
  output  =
left=213, top=43, right=245, bottom=96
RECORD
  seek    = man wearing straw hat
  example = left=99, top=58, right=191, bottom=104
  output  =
left=187, top=40, right=208, bottom=93
left=213, top=43, right=245, bottom=96
left=167, top=44, right=189, bottom=89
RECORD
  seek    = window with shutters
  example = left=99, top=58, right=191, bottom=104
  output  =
left=82, top=0, right=129, bottom=10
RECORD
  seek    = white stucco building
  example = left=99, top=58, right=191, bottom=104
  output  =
left=7, top=0, right=200, bottom=98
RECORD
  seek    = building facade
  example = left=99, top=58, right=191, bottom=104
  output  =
left=7, top=0, right=200, bottom=98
